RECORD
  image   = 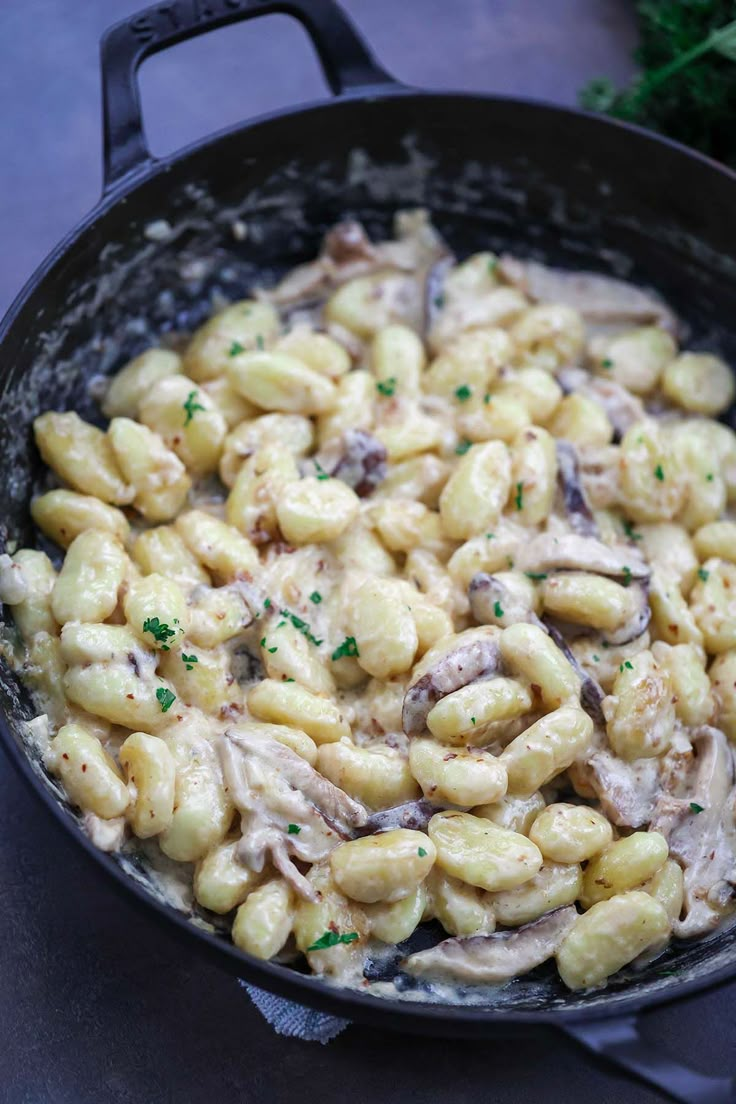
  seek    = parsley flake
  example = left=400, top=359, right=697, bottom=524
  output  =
left=332, top=636, right=359, bottom=661
left=181, top=653, right=198, bottom=671
left=689, top=802, right=704, bottom=814
left=622, top=566, right=632, bottom=587
left=525, top=572, right=548, bottom=581
left=623, top=520, right=642, bottom=541
left=142, top=617, right=177, bottom=650
left=493, top=600, right=504, bottom=619
left=654, top=464, right=665, bottom=482
left=514, top=481, right=524, bottom=510
left=156, top=687, right=176, bottom=713
left=483, top=392, right=492, bottom=405
left=260, top=637, right=266, bottom=647
left=433, top=293, right=445, bottom=309
left=279, top=607, right=323, bottom=646
left=601, top=358, right=613, bottom=369
left=454, top=384, right=472, bottom=402
left=376, top=377, right=397, bottom=397
left=268, top=646, right=278, bottom=654
left=314, top=461, right=330, bottom=481
left=418, top=847, right=428, bottom=857
left=486, top=533, right=495, bottom=540
left=698, top=567, right=710, bottom=582
left=287, top=823, right=302, bottom=835
left=307, top=930, right=359, bottom=952
left=309, top=591, right=322, bottom=604
left=470, top=717, right=476, bottom=726
left=229, top=340, right=245, bottom=357
left=455, top=438, right=472, bottom=456
left=592, top=654, right=600, bottom=662
left=264, top=598, right=272, bottom=609
left=183, top=390, right=206, bottom=426
left=620, top=660, right=634, bottom=672
left=706, top=473, right=714, bottom=482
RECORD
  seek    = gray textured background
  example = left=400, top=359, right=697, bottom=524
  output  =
left=1, top=3, right=734, bottom=1103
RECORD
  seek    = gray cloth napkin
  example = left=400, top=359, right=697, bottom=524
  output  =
left=241, top=981, right=349, bottom=1042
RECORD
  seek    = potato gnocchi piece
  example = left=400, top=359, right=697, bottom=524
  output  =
left=108, top=417, right=190, bottom=521
left=409, top=738, right=508, bottom=807
left=183, top=299, right=279, bottom=382
left=318, top=739, right=420, bottom=810
left=557, top=891, right=670, bottom=990
left=139, top=375, right=227, bottom=476
left=31, top=490, right=130, bottom=549
left=34, top=412, right=133, bottom=505
left=428, top=811, right=543, bottom=892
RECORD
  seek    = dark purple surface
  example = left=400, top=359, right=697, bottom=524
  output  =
left=0, top=2, right=734, bottom=1101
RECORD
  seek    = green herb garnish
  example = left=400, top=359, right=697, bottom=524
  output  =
left=229, top=340, right=245, bottom=356
left=470, top=717, right=476, bottom=726
left=280, top=607, right=323, bottom=647
left=601, top=358, right=613, bottom=369
left=620, top=660, right=634, bottom=672
left=622, top=566, right=632, bottom=587
left=418, top=847, right=428, bottom=857
left=142, top=617, right=177, bottom=650
left=314, top=461, right=330, bottom=481
left=181, top=653, right=198, bottom=671
left=493, top=600, right=504, bottom=619
left=183, top=390, right=206, bottom=426
left=454, top=384, right=472, bottom=403
left=156, top=687, right=176, bottom=713
left=309, top=591, right=322, bottom=604
left=654, top=464, right=665, bottom=482
left=455, top=438, right=472, bottom=456
left=376, top=377, right=397, bottom=397
left=698, top=567, right=710, bottom=582
left=592, top=654, right=600, bottom=662
left=287, top=824, right=301, bottom=835
left=483, top=392, right=492, bottom=404
left=307, top=930, right=359, bottom=951
left=623, top=520, right=642, bottom=542
left=264, top=597, right=272, bottom=609
left=706, top=472, right=714, bottom=482
left=514, top=481, right=524, bottom=510
left=690, top=802, right=705, bottom=814
left=525, top=572, right=548, bottom=581
left=332, top=636, right=359, bottom=661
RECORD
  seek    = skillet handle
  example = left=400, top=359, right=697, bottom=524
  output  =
left=100, top=0, right=396, bottom=191
left=563, top=1016, right=734, bottom=1104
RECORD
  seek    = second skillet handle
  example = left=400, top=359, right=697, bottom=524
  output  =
left=564, top=1016, right=734, bottom=1104
left=100, top=0, right=397, bottom=191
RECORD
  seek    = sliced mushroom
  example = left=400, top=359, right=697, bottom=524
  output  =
left=650, top=726, right=736, bottom=938
left=555, top=440, right=598, bottom=537
left=220, top=727, right=367, bottom=900
left=516, top=533, right=649, bottom=580
left=469, top=573, right=537, bottom=626
left=577, top=748, right=661, bottom=828
left=403, top=906, right=577, bottom=984
left=330, top=429, right=388, bottom=497
left=402, top=628, right=502, bottom=737
left=543, top=619, right=606, bottom=727
left=498, top=257, right=678, bottom=335
left=323, top=220, right=378, bottom=267
left=356, top=798, right=439, bottom=837
left=558, top=370, right=647, bottom=440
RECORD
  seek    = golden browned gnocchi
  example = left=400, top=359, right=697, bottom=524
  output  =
left=7, top=212, right=736, bottom=1000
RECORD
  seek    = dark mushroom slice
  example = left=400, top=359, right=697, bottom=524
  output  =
left=469, top=573, right=537, bottom=626
left=543, top=619, right=606, bottom=728
left=516, top=533, right=649, bottom=580
left=355, top=798, right=440, bottom=837
left=650, top=726, right=736, bottom=938
left=497, top=256, right=678, bottom=335
left=402, top=629, right=502, bottom=737
left=576, top=749, right=661, bottom=828
left=555, top=440, right=598, bottom=537
left=330, top=429, right=388, bottom=497
left=220, top=728, right=367, bottom=901
left=403, top=906, right=577, bottom=984
left=424, top=254, right=456, bottom=336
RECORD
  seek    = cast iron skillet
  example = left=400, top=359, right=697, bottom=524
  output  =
left=1, top=3, right=735, bottom=1100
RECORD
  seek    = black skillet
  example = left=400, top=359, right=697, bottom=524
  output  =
left=0, top=3, right=735, bottom=1101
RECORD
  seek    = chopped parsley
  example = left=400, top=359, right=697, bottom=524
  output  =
left=486, top=533, right=495, bottom=540
left=268, top=646, right=278, bottom=654
left=483, top=392, right=492, bottom=405
left=260, top=637, right=266, bottom=647
left=689, top=802, right=704, bottom=814
left=229, top=340, right=245, bottom=356
left=654, top=464, right=665, bottom=482
left=433, top=293, right=445, bottom=310
left=156, top=687, right=176, bottom=713
left=622, top=566, right=632, bottom=587
left=470, top=717, right=476, bottom=726
left=332, top=636, right=359, bottom=661
left=455, top=438, right=472, bottom=456
left=706, top=472, right=714, bottom=482
left=514, top=481, right=524, bottom=510
left=623, top=520, right=642, bottom=542
left=619, top=660, right=634, bottom=672
left=181, top=653, right=198, bottom=671
left=493, top=600, right=504, bottom=619
left=287, top=824, right=302, bottom=835
left=183, top=390, right=205, bottom=426
left=525, top=572, right=548, bottom=581
left=592, top=654, right=601, bottom=662
left=454, top=384, right=472, bottom=402
left=142, top=617, right=177, bottom=650
left=601, top=358, right=613, bottom=369
left=314, top=461, right=330, bottom=481
left=309, top=591, right=322, bottom=604
left=418, top=847, right=428, bottom=857
left=284, top=677, right=295, bottom=682
left=698, top=568, right=710, bottom=582
left=255, top=334, right=264, bottom=350
left=376, top=377, right=397, bottom=397
left=280, top=607, right=323, bottom=646
left=264, top=597, right=272, bottom=609
left=307, top=930, right=359, bottom=951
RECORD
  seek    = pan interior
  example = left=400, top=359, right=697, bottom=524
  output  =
left=2, top=94, right=736, bottom=1018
